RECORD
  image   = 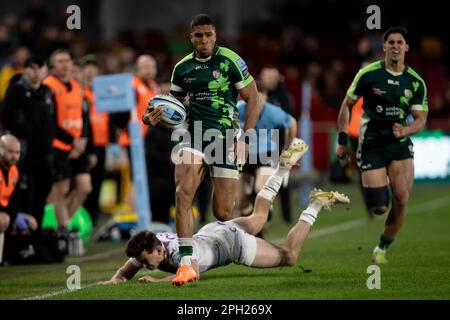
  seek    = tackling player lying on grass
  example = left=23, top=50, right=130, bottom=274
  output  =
left=99, top=139, right=350, bottom=286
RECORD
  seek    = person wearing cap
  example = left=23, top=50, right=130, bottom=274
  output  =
left=1, top=57, right=54, bottom=227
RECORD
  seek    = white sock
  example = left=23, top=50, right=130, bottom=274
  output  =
left=0, top=233, right=4, bottom=264
left=299, top=200, right=323, bottom=226
left=180, top=256, right=192, bottom=265
left=178, top=237, right=194, bottom=266
left=258, top=166, right=289, bottom=201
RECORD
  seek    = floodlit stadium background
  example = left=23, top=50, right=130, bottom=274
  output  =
left=1, top=0, right=448, bottom=178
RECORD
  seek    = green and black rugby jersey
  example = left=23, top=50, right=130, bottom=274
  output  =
left=347, top=60, right=428, bottom=123
left=170, top=45, right=254, bottom=133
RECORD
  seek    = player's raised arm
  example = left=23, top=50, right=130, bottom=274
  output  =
left=98, top=259, right=141, bottom=285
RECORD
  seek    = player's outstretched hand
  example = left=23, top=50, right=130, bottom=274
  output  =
left=97, top=278, right=127, bottom=285
left=142, top=105, right=163, bottom=126
left=138, top=276, right=159, bottom=283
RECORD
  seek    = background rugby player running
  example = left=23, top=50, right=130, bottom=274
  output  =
left=336, top=27, right=428, bottom=264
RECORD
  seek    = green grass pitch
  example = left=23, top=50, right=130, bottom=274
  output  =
left=1, top=183, right=449, bottom=300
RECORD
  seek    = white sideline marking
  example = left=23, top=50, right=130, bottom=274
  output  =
left=22, top=247, right=124, bottom=300
left=407, top=197, right=450, bottom=214
left=24, top=282, right=97, bottom=300
left=23, top=196, right=450, bottom=300
left=308, top=218, right=367, bottom=238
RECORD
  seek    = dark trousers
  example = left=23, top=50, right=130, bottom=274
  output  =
left=148, top=174, right=175, bottom=224
left=279, top=184, right=292, bottom=223
left=18, top=153, right=54, bottom=228
left=84, top=147, right=106, bottom=226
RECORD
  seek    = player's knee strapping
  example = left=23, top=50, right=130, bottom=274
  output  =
left=362, top=186, right=390, bottom=214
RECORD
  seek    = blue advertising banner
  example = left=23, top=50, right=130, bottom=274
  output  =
left=93, top=73, right=135, bottom=113
left=93, top=73, right=152, bottom=230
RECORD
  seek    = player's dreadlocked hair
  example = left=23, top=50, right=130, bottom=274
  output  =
left=190, top=14, right=215, bottom=29
left=126, top=231, right=161, bottom=257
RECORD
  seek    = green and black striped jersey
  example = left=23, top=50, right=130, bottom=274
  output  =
left=170, top=45, right=254, bottom=134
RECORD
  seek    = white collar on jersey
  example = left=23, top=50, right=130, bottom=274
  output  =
left=194, top=45, right=219, bottom=62
left=195, top=55, right=212, bottom=62
left=385, top=68, right=403, bottom=76
left=383, top=60, right=406, bottom=76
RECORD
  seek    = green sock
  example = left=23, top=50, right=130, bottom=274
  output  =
left=378, top=234, right=393, bottom=250
left=179, top=245, right=193, bottom=256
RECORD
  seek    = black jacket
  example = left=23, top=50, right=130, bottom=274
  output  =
left=1, top=77, right=54, bottom=156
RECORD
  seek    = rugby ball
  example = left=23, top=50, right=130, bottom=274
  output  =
left=148, top=94, right=187, bottom=127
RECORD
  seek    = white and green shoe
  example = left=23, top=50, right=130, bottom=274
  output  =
left=372, top=246, right=388, bottom=264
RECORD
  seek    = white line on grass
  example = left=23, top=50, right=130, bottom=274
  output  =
left=308, top=218, right=367, bottom=238
left=23, top=196, right=450, bottom=300
left=23, top=283, right=98, bottom=300
left=407, top=196, right=450, bottom=214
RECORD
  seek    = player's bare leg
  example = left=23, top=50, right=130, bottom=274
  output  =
left=51, top=179, right=71, bottom=228
left=234, top=138, right=309, bottom=235
left=0, top=212, right=10, bottom=264
left=211, top=176, right=237, bottom=221
left=172, top=149, right=206, bottom=287
left=67, top=173, right=92, bottom=218
left=361, top=168, right=390, bottom=215
left=250, top=189, right=350, bottom=268
left=233, top=172, right=254, bottom=218
left=386, top=159, right=413, bottom=237
left=253, top=166, right=275, bottom=194
left=372, top=158, right=414, bottom=264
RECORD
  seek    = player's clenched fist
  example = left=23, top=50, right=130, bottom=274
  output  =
left=392, top=122, right=408, bottom=138
left=335, top=144, right=350, bottom=160
left=142, top=105, right=163, bottom=126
